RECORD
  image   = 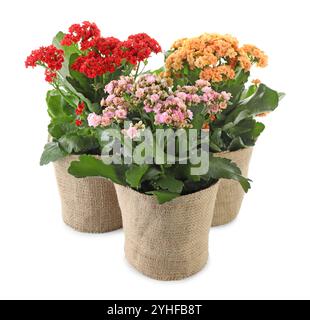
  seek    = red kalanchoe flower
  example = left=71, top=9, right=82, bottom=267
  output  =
left=96, top=37, right=121, bottom=56
left=25, top=45, right=64, bottom=82
left=61, top=21, right=101, bottom=50
left=44, top=69, right=57, bottom=83
left=75, top=102, right=85, bottom=115
left=72, top=51, right=119, bottom=78
left=118, top=33, right=162, bottom=65
left=75, top=119, right=83, bottom=127
left=25, top=45, right=64, bottom=70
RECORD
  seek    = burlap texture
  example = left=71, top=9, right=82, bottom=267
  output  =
left=212, top=148, right=253, bottom=227
left=115, top=183, right=219, bottom=281
left=54, top=156, right=122, bottom=233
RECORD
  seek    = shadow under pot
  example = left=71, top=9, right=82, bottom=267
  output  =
left=212, top=147, right=253, bottom=227
left=114, top=183, right=219, bottom=281
left=53, top=156, right=122, bottom=233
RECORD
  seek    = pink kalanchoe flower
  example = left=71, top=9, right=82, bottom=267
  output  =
left=160, top=112, right=172, bottom=125
left=219, top=102, right=228, bottom=110
left=118, top=78, right=128, bottom=86
left=87, top=113, right=102, bottom=128
left=115, top=109, right=127, bottom=119
left=155, top=113, right=162, bottom=125
left=154, top=103, right=163, bottom=113
left=144, top=105, right=153, bottom=113
left=196, top=79, right=210, bottom=87
left=104, top=110, right=115, bottom=118
left=173, top=109, right=185, bottom=122
left=150, top=94, right=160, bottom=103
left=176, top=92, right=187, bottom=101
left=124, top=126, right=139, bottom=139
left=105, top=82, right=115, bottom=95
left=135, top=88, right=145, bottom=98
left=202, top=86, right=213, bottom=94
left=101, top=116, right=113, bottom=127
left=146, top=75, right=156, bottom=84
left=191, top=94, right=201, bottom=104
left=221, top=91, right=232, bottom=101
left=106, top=94, right=116, bottom=104
left=210, top=105, right=220, bottom=113
left=203, top=92, right=216, bottom=102
left=187, top=110, right=194, bottom=120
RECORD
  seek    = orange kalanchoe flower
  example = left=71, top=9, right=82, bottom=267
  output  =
left=200, top=65, right=235, bottom=82
left=252, top=79, right=261, bottom=85
left=241, top=44, right=268, bottom=68
left=166, top=33, right=268, bottom=84
left=257, top=112, right=270, bottom=117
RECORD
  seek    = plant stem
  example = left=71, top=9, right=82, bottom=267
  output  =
left=54, top=84, right=76, bottom=108
left=134, top=62, right=141, bottom=79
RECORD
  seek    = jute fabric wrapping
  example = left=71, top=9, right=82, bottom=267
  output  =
left=114, top=183, right=219, bottom=281
left=54, top=156, right=122, bottom=233
left=212, top=148, right=253, bottom=227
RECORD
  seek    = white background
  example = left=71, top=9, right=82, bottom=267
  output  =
left=0, top=0, right=309, bottom=300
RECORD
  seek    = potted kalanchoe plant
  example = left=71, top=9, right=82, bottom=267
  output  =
left=25, top=21, right=162, bottom=233
left=68, top=74, right=251, bottom=280
left=164, top=33, right=285, bottom=226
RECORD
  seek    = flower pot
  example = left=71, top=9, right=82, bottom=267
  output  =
left=114, top=183, right=219, bottom=281
left=54, top=156, right=122, bottom=233
left=212, top=147, right=253, bottom=227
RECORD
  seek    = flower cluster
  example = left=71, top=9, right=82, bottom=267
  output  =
left=133, top=75, right=230, bottom=125
left=165, top=33, right=268, bottom=83
left=119, top=33, right=162, bottom=65
left=123, top=121, right=146, bottom=139
left=87, top=74, right=231, bottom=131
left=61, top=21, right=101, bottom=50
left=87, top=77, right=134, bottom=128
left=133, top=74, right=193, bottom=128
left=61, top=22, right=162, bottom=78
left=71, top=51, right=119, bottom=78
left=178, top=80, right=231, bottom=114
left=25, top=45, right=64, bottom=82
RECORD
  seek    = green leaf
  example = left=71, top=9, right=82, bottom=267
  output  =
left=252, top=121, right=265, bottom=139
left=191, top=104, right=206, bottom=129
left=278, top=92, right=286, bottom=101
left=125, top=165, right=149, bottom=189
left=53, top=32, right=93, bottom=110
left=40, top=142, right=68, bottom=166
left=183, top=64, right=189, bottom=75
left=208, top=155, right=251, bottom=192
left=241, top=85, right=257, bottom=100
left=147, top=191, right=180, bottom=204
left=46, top=90, right=76, bottom=119
left=226, top=84, right=280, bottom=124
left=48, top=118, right=76, bottom=139
left=53, top=32, right=80, bottom=79
left=68, top=155, right=123, bottom=184
left=59, top=133, right=99, bottom=154
left=156, top=176, right=184, bottom=194
left=151, top=67, right=165, bottom=75
left=227, top=118, right=256, bottom=137
left=210, top=128, right=224, bottom=152
left=228, top=137, right=246, bottom=151
left=216, top=69, right=250, bottom=104
left=142, top=167, right=162, bottom=182
left=89, top=102, right=102, bottom=114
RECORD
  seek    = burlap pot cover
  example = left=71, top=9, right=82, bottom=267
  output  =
left=54, top=156, right=122, bottom=233
left=212, top=147, right=253, bottom=227
left=114, top=183, right=219, bottom=281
